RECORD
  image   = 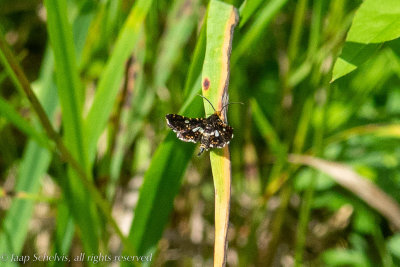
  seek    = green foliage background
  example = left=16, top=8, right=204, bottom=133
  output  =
left=0, top=0, right=400, bottom=266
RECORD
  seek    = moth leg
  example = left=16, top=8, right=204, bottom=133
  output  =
left=197, top=146, right=205, bottom=156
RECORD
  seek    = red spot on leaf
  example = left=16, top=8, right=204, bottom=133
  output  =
left=203, top=78, right=210, bottom=90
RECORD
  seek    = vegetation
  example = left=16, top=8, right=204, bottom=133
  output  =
left=1, top=0, right=400, bottom=266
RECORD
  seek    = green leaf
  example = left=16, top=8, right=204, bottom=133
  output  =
left=331, top=42, right=380, bottom=82
left=346, top=0, right=400, bottom=44
left=332, top=0, right=400, bottom=81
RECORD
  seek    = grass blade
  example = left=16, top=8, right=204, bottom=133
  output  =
left=109, top=0, right=199, bottom=200
left=232, top=0, right=289, bottom=65
left=0, top=48, right=56, bottom=265
left=127, top=97, right=203, bottom=255
left=84, top=0, right=153, bottom=161
left=201, top=1, right=238, bottom=265
left=107, top=51, right=147, bottom=200
left=238, top=0, right=265, bottom=27
left=250, top=98, right=285, bottom=156
left=44, top=0, right=87, bottom=165
left=324, top=124, right=400, bottom=146
left=0, top=96, right=49, bottom=148
left=126, top=5, right=208, bottom=256
left=44, top=0, right=101, bottom=254
left=154, top=0, right=199, bottom=88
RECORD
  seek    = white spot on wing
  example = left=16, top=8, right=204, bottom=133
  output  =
left=192, top=127, right=201, bottom=132
left=185, top=120, right=189, bottom=123
left=214, top=130, right=219, bottom=137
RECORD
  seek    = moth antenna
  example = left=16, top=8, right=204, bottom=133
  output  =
left=198, top=94, right=216, bottom=112
left=221, top=101, right=244, bottom=112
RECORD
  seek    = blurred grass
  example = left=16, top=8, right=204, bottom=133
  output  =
left=125, top=0, right=203, bottom=257
left=45, top=0, right=99, bottom=255
left=0, top=96, right=48, bottom=148
left=84, top=0, right=153, bottom=161
left=0, top=0, right=400, bottom=266
left=0, top=47, right=56, bottom=267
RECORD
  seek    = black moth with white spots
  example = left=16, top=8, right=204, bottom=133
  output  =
left=166, top=112, right=234, bottom=156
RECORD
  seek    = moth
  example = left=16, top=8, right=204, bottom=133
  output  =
left=166, top=95, right=241, bottom=156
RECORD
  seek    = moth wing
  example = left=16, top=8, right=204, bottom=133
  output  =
left=177, top=130, right=202, bottom=143
left=220, top=125, right=233, bottom=142
left=208, top=123, right=233, bottom=148
left=166, top=114, right=205, bottom=143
